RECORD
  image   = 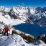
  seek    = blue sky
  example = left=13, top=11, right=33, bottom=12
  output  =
left=0, top=0, right=46, bottom=7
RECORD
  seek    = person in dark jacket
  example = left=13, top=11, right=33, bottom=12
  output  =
left=2, top=25, right=10, bottom=36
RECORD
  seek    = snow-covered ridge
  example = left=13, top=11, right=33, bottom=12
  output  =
left=0, top=34, right=46, bottom=46
left=0, top=6, right=46, bottom=25
left=0, top=6, right=10, bottom=12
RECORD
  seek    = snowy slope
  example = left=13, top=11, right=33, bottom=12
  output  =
left=10, top=6, right=29, bottom=21
left=0, top=34, right=29, bottom=46
left=0, top=11, right=25, bottom=25
left=0, top=34, right=46, bottom=46
left=0, top=6, right=5, bottom=12
left=10, top=19, right=25, bottom=26
left=0, top=14, right=11, bottom=25
left=0, top=15, right=25, bottom=25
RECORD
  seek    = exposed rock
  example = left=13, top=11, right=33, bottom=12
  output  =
left=26, top=18, right=34, bottom=24
left=12, top=30, right=34, bottom=43
left=35, top=34, right=46, bottom=44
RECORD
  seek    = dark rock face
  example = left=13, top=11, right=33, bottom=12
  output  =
left=41, top=7, right=46, bottom=12
left=12, top=29, right=34, bottom=43
left=36, top=34, right=46, bottom=44
left=36, top=7, right=42, bottom=13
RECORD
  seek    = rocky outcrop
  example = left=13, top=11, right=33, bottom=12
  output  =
left=12, top=30, right=34, bottom=43
left=26, top=18, right=34, bottom=24
left=36, top=34, right=46, bottom=43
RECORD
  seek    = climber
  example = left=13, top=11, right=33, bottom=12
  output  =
left=2, top=25, right=10, bottom=36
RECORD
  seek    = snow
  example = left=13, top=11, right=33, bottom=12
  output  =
left=0, top=15, right=10, bottom=25
left=0, top=6, right=46, bottom=46
left=25, top=34, right=30, bottom=36
left=0, top=6, right=10, bottom=12
left=39, top=40, right=46, bottom=46
left=0, top=12, right=3, bottom=15
left=10, top=6, right=46, bottom=22
left=4, top=14, right=11, bottom=19
left=12, top=6, right=28, bottom=14
left=15, top=30, right=22, bottom=34
left=4, top=8, right=10, bottom=12
left=30, top=8, right=35, bottom=14
left=0, top=6, right=5, bottom=11
left=0, top=34, right=46, bottom=46
left=10, top=6, right=28, bottom=21
left=17, top=7, right=28, bottom=14
left=8, top=28, right=13, bottom=34
left=0, top=12, right=25, bottom=26
left=0, top=34, right=29, bottom=46
left=13, top=7, right=19, bottom=14
left=10, top=19, right=25, bottom=26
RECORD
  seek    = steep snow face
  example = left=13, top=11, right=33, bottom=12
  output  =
left=0, top=12, right=25, bottom=26
left=0, top=6, right=46, bottom=22
left=10, top=6, right=44, bottom=22
left=10, top=6, right=29, bottom=21
left=0, top=6, right=46, bottom=25
left=10, top=6, right=36, bottom=16
left=16, top=7, right=28, bottom=14
left=29, top=7, right=46, bottom=22
left=30, top=8, right=35, bottom=14
left=0, top=12, right=13, bottom=25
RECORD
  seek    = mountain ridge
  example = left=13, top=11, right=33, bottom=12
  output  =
left=0, top=6, right=46, bottom=25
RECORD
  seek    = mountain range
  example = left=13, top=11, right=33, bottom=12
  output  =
left=0, top=6, right=46, bottom=26
left=0, top=6, right=46, bottom=46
